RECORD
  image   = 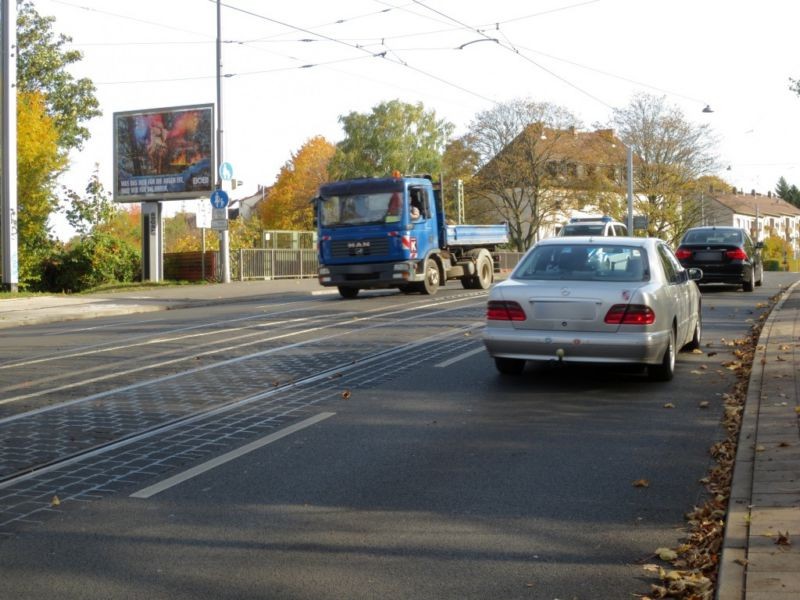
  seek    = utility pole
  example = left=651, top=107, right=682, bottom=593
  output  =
left=216, top=0, right=230, bottom=283
left=1, top=0, right=17, bottom=292
left=626, top=146, right=633, bottom=235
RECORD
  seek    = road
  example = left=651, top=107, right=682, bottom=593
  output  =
left=0, top=274, right=795, bottom=599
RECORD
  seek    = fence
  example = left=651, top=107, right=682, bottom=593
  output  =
left=233, top=248, right=318, bottom=281
left=164, top=250, right=523, bottom=282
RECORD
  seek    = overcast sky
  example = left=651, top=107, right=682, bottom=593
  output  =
left=34, top=0, right=800, bottom=238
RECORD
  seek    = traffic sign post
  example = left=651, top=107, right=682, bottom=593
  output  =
left=210, top=190, right=229, bottom=230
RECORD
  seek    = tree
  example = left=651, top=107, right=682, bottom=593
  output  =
left=259, top=136, right=335, bottom=230
left=16, top=90, right=66, bottom=288
left=16, top=0, right=101, bottom=151
left=440, top=136, right=480, bottom=220
left=465, top=98, right=582, bottom=251
left=62, top=166, right=116, bottom=236
left=775, top=176, right=800, bottom=207
left=329, top=100, right=454, bottom=179
left=609, top=93, right=718, bottom=244
left=12, top=1, right=101, bottom=289
left=790, top=77, right=800, bottom=98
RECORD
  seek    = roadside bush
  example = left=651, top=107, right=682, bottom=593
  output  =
left=49, top=232, right=141, bottom=292
left=763, top=259, right=782, bottom=271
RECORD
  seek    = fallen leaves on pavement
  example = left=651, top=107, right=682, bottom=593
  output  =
left=638, top=290, right=782, bottom=600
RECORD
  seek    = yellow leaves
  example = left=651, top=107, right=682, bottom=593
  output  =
left=50, top=495, right=61, bottom=507
left=341, top=389, right=351, bottom=400
left=259, top=136, right=336, bottom=230
left=655, top=547, right=678, bottom=561
left=698, top=401, right=710, bottom=409
left=633, top=478, right=650, bottom=488
left=663, top=403, right=675, bottom=409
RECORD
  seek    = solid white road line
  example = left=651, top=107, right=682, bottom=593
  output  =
left=435, top=346, right=486, bottom=368
left=130, top=412, right=336, bottom=499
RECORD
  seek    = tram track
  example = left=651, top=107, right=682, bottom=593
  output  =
left=0, top=294, right=488, bottom=485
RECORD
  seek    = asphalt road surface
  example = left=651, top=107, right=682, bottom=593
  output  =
left=1, top=273, right=795, bottom=599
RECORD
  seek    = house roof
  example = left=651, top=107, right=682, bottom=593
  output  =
left=710, top=192, right=800, bottom=218
left=541, top=127, right=630, bottom=165
left=517, top=125, right=630, bottom=165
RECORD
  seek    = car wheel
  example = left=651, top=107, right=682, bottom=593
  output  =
left=338, top=286, right=359, bottom=299
left=742, top=268, right=754, bottom=292
left=494, top=357, right=525, bottom=375
left=649, top=328, right=675, bottom=381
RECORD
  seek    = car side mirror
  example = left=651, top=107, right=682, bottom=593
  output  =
left=687, top=267, right=703, bottom=281
left=755, top=241, right=764, bottom=249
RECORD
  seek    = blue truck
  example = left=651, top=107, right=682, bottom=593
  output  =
left=313, top=175, right=509, bottom=298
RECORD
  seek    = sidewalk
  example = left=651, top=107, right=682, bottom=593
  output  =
left=0, top=278, right=330, bottom=329
left=1, top=278, right=798, bottom=598
left=718, top=280, right=800, bottom=599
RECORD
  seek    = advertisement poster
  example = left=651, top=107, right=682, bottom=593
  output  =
left=113, top=104, right=214, bottom=202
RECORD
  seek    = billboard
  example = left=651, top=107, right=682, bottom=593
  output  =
left=113, top=103, right=214, bottom=202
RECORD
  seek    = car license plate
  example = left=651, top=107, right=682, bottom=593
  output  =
left=695, top=251, right=722, bottom=262
left=533, top=301, right=596, bottom=320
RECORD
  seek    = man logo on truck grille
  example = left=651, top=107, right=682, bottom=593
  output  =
left=348, top=240, right=370, bottom=256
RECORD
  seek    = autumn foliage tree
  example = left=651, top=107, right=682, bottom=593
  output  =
left=10, top=2, right=101, bottom=289
left=259, top=136, right=336, bottom=230
left=16, top=90, right=66, bottom=287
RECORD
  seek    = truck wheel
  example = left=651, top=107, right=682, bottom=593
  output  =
left=338, top=286, right=359, bottom=299
left=474, top=255, right=493, bottom=289
left=419, top=258, right=440, bottom=295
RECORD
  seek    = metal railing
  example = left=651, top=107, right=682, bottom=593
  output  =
left=234, top=248, right=318, bottom=281
left=230, top=249, right=523, bottom=281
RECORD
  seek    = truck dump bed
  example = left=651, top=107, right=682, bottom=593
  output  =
left=445, top=223, right=508, bottom=247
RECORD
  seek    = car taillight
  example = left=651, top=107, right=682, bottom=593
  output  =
left=487, top=300, right=526, bottom=321
left=725, top=248, right=748, bottom=260
left=674, top=248, right=692, bottom=260
left=604, top=304, right=655, bottom=325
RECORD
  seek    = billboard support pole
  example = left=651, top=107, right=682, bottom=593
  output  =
left=216, top=0, right=230, bottom=283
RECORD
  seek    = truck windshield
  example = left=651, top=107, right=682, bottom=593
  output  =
left=319, top=192, right=398, bottom=227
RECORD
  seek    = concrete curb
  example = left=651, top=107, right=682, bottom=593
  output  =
left=716, top=280, right=800, bottom=599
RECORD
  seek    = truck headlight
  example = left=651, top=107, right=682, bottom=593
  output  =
left=319, top=267, right=330, bottom=275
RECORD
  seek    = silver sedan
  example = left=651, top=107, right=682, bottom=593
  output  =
left=483, top=237, right=703, bottom=380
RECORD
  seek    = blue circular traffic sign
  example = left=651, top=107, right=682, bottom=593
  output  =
left=210, top=189, right=229, bottom=209
left=218, top=162, right=234, bottom=181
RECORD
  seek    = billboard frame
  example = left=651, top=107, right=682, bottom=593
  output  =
left=113, top=103, right=215, bottom=203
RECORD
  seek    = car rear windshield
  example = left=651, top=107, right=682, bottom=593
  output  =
left=683, top=229, right=742, bottom=245
left=561, top=224, right=604, bottom=236
left=512, top=244, right=649, bottom=282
